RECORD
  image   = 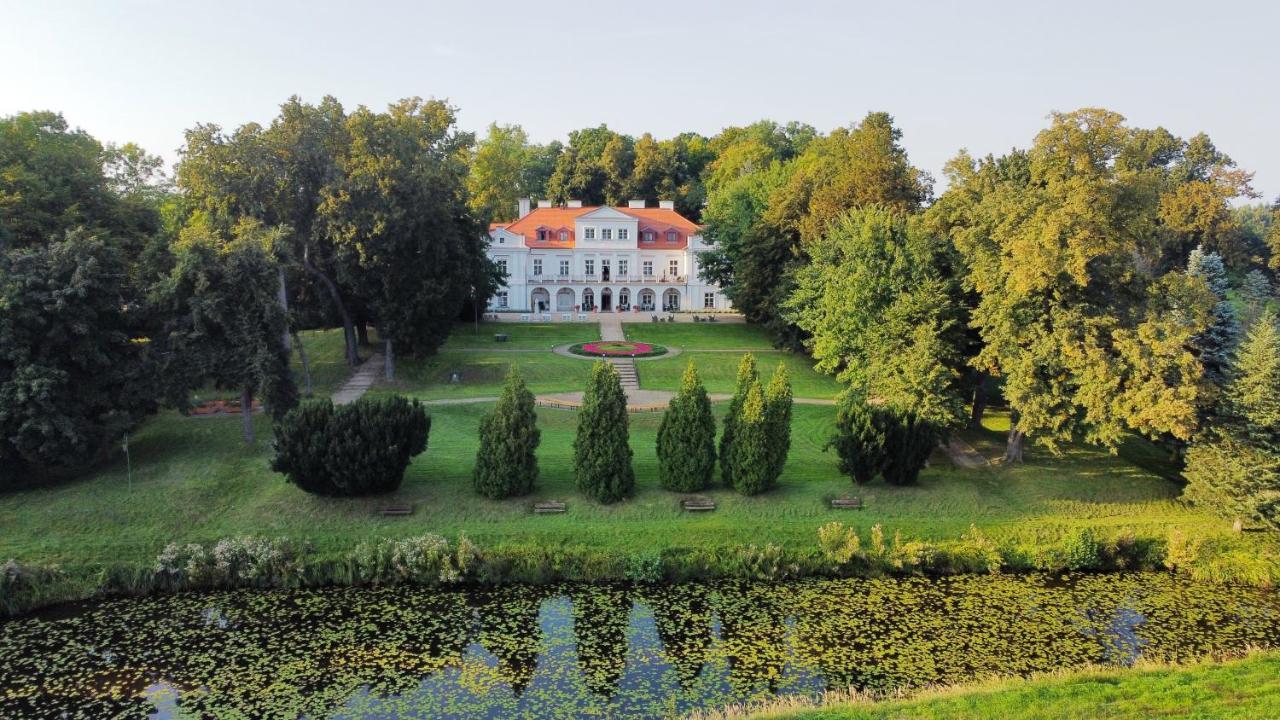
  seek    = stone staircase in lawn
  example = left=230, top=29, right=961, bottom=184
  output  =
left=608, top=357, right=640, bottom=391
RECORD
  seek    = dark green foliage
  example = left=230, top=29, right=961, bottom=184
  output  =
left=881, top=411, right=941, bottom=486
left=473, top=368, right=540, bottom=499
left=271, top=395, right=429, bottom=496
left=0, top=230, right=156, bottom=487
left=829, top=396, right=887, bottom=485
left=573, top=362, right=634, bottom=503
left=656, top=362, right=715, bottom=492
left=763, top=362, right=793, bottom=485
left=1184, top=313, right=1280, bottom=528
left=719, top=353, right=758, bottom=486
left=730, top=382, right=773, bottom=495
left=1186, top=246, right=1241, bottom=388
left=150, top=222, right=298, bottom=439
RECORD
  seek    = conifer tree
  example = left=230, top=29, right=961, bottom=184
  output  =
left=1186, top=245, right=1241, bottom=387
left=574, top=361, right=634, bottom=503
left=829, top=395, right=886, bottom=485
left=763, top=362, right=793, bottom=485
left=880, top=412, right=940, bottom=485
left=719, top=353, right=758, bottom=486
left=1184, top=312, right=1280, bottom=529
left=656, top=361, right=716, bottom=492
left=1240, top=270, right=1274, bottom=329
left=473, top=367, right=540, bottom=499
left=730, top=382, right=772, bottom=495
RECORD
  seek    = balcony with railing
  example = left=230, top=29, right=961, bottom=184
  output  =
left=525, top=274, right=687, bottom=284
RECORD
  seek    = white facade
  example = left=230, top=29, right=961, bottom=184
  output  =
left=485, top=202, right=730, bottom=315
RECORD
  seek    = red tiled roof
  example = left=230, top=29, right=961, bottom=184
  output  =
left=499, top=206, right=698, bottom=249
left=489, top=222, right=509, bottom=231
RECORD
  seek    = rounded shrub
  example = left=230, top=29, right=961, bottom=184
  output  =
left=271, top=395, right=430, bottom=496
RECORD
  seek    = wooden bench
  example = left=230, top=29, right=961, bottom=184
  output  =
left=494, top=333, right=509, bottom=342
left=533, top=501, right=567, bottom=514
left=830, top=496, right=864, bottom=510
left=681, top=497, right=717, bottom=512
left=381, top=503, right=414, bottom=517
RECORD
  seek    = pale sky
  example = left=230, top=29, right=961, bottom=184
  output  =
left=2, top=0, right=1277, bottom=201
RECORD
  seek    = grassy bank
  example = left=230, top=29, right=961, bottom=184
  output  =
left=2, top=323, right=1278, bottom=614
left=718, top=652, right=1280, bottom=720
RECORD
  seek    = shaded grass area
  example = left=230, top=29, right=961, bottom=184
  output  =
left=0, top=396, right=1241, bottom=573
left=745, top=653, right=1280, bottom=720
left=384, top=351, right=595, bottom=400
left=641, top=352, right=843, bottom=398
left=624, top=322, right=778, bottom=350
left=442, top=321, right=599, bottom=350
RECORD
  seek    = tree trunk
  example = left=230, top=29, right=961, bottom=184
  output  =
left=241, top=387, right=255, bottom=444
left=277, top=266, right=291, bottom=353
left=300, top=249, right=360, bottom=367
left=969, top=370, right=988, bottom=430
left=292, top=329, right=313, bottom=397
left=384, top=337, right=394, bottom=381
left=1004, top=413, right=1025, bottom=463
left=356, top=320, right=370, bottom=347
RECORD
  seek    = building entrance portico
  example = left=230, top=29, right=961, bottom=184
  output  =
left=601, top=287, right=613, bottom=312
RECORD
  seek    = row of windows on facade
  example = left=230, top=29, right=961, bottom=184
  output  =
left=495, top=258, right=681, bottom=278
left=494, top=289, right=716, bottom=310
left=532, top=227, right=680, bottom=243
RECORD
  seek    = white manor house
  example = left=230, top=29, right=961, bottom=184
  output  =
left=485, top=198, right=730, bottom=315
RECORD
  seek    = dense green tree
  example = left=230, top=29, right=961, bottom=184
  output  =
left=656, top=361, right=716, bottom=492
left=151, top=220, right=298, bottom=442
left=701, top=113, right=929, bottom=341
left=719, top=353, right=759, bottom=486
left=828, top=395, right=886, bottom=486
left=1239, top=269, right=1273, bottom=328
left=880, top=412, right=940, bottom=485
left=544, top=125, right=624, bottom=205
left=763, top=362, right=793, bottom=484
left=473, top=368, right=540, bottom=499
left=730, top=381, right=772, bottom=495
left=467, top=123, right=531, bottom=223
left=271, top=395, right=429, bottom=496
left=519, top=141, right=562, bottom=202
left=1183, top=314, right=1280, bottom=530
left=0, top=230, right=156, bottom=486
left=573, top=362, right=634, bottom=503
left=1186, top=245, right=1241, bottom=387
left=786, top=206, right=968, bottom=428
left=323, top=99, right=498, bottom=378
left=179, top=96, right=361, bottom=366
left=934, top=109, right=1228, bottom=461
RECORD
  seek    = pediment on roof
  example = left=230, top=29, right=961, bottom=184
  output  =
left=577, top=206, right=634, bottom=221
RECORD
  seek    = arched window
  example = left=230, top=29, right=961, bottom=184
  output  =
left=639, top=289, right=655, bottom=311
left=663, top=288, right=680, bottom=311
left=581, top=288, right=595, bottom=311
left=619, top=288, right=631, bottom=310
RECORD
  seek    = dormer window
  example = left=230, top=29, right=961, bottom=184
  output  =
left=642, top=231, right=655, bottom=243
left=537, top=229, right=547, bottom=241
left=559, top=230, right=568, bottom=242
left=601, top=228, right=612, bottom=240
left=666, top=231, right=679, bottom=244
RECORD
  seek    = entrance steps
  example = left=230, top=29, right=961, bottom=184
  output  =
left=608, top=358, right=640, bottom=390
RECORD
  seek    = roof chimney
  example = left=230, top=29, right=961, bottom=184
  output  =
left=658, top=199, right=675, bottom=210
left=517, top=197, right=531, bottom=218
left=537, top=199, right=552, bottom=208
left=627, top=199, right=646, bottom=209
left=566, top=199, right=583, bottom=208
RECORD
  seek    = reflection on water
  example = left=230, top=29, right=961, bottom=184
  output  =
left=2, top=573, right=1278, bottom=718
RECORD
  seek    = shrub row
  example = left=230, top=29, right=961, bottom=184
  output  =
left=4, top=527, right=1276, bottom=617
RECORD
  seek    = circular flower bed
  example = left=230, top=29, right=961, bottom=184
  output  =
left=569, top=341, right=668, bottom=358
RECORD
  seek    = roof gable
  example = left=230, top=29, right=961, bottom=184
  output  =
left=576, top=206, right=634, bottom=221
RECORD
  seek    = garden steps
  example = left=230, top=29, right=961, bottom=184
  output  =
left=608, top=358, right=640, bottom=390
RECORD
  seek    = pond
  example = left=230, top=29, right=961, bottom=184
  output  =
left=2, top=573, right=1279, bottom=718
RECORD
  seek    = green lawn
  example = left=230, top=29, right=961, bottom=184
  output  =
left=442, top=321, right=599, bottom=350
left=0, top=322, right=1264, bottom=576
left=751, top=653, right=1280, bottom=720
left=624, top=321, right=777, bottom=350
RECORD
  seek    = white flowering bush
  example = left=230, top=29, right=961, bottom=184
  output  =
left=351, top=535, right=480, bottom=586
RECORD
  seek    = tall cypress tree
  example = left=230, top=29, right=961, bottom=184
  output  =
left=473, top=367, right=540, bottom=499
left=574, top=361, right=634, bottom=503
left=719, top=353, right=759, bottom=486
left=1185, top=313, right=1280, bottom=530
left=829, top=395, right=887, bottom=485
left=657, top=361, right=716, bottom=492
left=763, top=362, right=793, bottom=485
left=731, top=381, right=772, bottom=495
